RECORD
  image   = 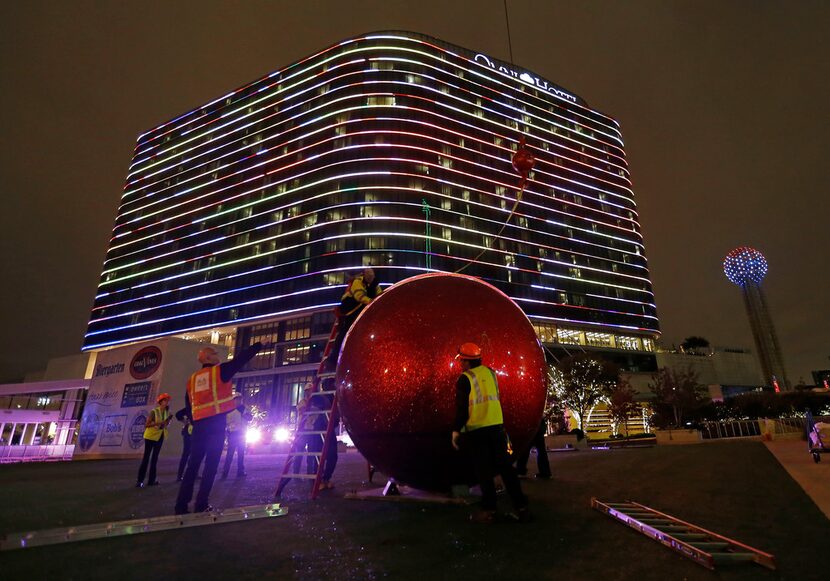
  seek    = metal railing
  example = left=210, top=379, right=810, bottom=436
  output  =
left=0, top=444, right=75, bottom=464
left=700, top=417, right=814, bottom=440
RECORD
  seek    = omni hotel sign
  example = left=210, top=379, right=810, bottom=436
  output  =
left=473, top=53, right=578, bottom=104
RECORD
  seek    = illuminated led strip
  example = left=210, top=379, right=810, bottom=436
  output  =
left=112, top=128, right=641, bottom=253
left=98, top=161, right=647, bottom=291
left=88, top=33, right=659, bottom=349
left=93, top=191, right=652, bottom=317
left=128, top=47, right=623, bottom=186
left=86, top=259, right=656, bottom=345
left=112, top=134, right=639, bottom=250
left=129, top=36, right=622, bottom=173
left=120, top=76, right=632, bottom=213
left=91, top=217, right=654, bottom=321
left=120, top=73, right=631, bottom=212
left=116, top=116, right=636, bottom=244
left=88, top=248, right=656, bottom=336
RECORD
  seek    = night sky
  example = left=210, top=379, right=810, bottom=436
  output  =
left=2, top=1, right=827, bottom=384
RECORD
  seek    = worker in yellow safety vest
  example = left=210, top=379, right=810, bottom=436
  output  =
left=451, top=342, right=529, bottom=523
left=327, top=268, right=383, bottom=371
left=174, top=341, right=267, bottom=514
left=136, top=392, right=172, bottom=488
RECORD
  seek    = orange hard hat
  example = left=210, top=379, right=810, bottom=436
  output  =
left=157, top=392, right=171, bottom=403
left=456, top=342, right=482, bottom=360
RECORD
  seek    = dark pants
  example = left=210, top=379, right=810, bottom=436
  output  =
left=223, top=432, right=246, bottom=477
left=177, top=432, right=191, bottom=480
left=516, top=422, right=551, bottom=477
left=292, top=434, right=322, bottom=474
left=328, top=309, right=361, bottom=370
left=137, top=436, right=164, bottom=484
left=322, top=432, right=338, bottom=481
left=175, top=423, right=225, bottom=513
left=464, top=425, right=527, bottom=512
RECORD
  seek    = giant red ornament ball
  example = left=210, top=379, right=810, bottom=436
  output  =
left=336, top=273, right=547, bottom=491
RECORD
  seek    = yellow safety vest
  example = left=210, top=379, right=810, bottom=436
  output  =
left=341, top=276, right=383, bottom=315
left=143, top=407, right=169, bottom=441
left=462, top=366, right=503, bottom=432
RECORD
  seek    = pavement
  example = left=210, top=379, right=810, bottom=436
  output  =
left=764, top=438, right=830, bottom=519
left=2, top=441, right=829, bottom=580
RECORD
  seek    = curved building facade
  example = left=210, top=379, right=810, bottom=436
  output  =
left=84, top=31, right=659, bottom=418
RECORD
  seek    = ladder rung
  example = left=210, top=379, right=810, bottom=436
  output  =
left=280, top=473, right=318, bottom=480
left=301, top=410, right=330, bottom=415
left=287, top=452, right=323, bottom=457
left=673, top=533, right=710, bottom=541
left=711, top=553, right=757, bottom=563
left=653, top=525, right=692, bottom=533
left=689, top=542, right=730, bottom=550
left=294, top=431, right=327, bottom=435
left=317, top=390, right=336, bottom=395
left=317, top=373, right=336, bottom=379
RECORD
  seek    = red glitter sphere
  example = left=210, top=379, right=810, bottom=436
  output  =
left=336, top=273, right=547, bottom=491
left=511, top=136, right=535, bottom=177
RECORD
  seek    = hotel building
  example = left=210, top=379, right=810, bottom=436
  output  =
left=83, top=31, right=660, bottom=423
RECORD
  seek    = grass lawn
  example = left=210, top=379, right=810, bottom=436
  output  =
left=1, top=440, right=827, bottom=580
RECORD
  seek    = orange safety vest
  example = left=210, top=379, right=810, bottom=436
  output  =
left=188, top=365, right=235, bottom=421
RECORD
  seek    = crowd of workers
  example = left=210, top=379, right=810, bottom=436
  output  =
left=133, top=267, right=550, bottom=522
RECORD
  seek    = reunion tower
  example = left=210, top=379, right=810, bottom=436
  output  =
left=723, top=247, right=790, bottom=391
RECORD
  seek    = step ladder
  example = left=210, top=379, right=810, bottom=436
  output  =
left=0, top=504, right=287, bottom=551
left=591, top=498, right=775, bottom=571
left=274, top=309, right=342, bottom=500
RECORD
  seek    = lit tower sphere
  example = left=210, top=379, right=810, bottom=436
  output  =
left=723, top=247, right=789, bottom=391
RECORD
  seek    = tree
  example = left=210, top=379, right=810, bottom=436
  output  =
left=607, top=379, right=640, bottom=437
left=551, top=353, right=619, bottom=434
left=680, top=336, right=710, bottom=354
left=649, top=366, right=707, bottom=428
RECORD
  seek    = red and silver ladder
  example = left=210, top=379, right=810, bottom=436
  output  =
left=591, top=499, right=776, bottom=571
left=274, top=309, right=342, bottom=500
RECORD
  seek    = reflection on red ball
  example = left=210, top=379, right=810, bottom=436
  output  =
left=336, top=273, right=547, bottom=491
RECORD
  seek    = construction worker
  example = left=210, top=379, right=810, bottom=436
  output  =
left=174, top=405, right=194, bottom=482
left=222, top=392, right=252, bottom=479
left=174, top=341, right=267, bottom=514
left=451, top=342, right=529, bottom=523
left=516, top=417, right=552, bottom=479
left=327, top=268, right=382, bottom=370
left=136, top=392, right=172, bottom=488
left=291, top=383, right=325, bottom=475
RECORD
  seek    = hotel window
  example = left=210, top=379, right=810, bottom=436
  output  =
left=568, top=267, right=582, bottom=279
left=557, top=328, right=584, bottom=345
left=367, top=95, right=395, bottom=106
left=323, top=272, right=345, bottom=286
left=281, top=344, right=311, bottom=366
left=532, top=322, right=557, bottom=343
left=284, top=317, right=311, bottom=341
left=586, top=332, right=612, bottom=348
left=616, top=336, right=641, bottom=351
left=557, top=292, right=568, bottom=304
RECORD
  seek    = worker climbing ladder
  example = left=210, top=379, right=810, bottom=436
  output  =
left=274, top=308, right=342, bottom=500
left=591, top=498, right=775, bottom=570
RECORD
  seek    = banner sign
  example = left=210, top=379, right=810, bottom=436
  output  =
left=76, top=343, right=164, bottom=457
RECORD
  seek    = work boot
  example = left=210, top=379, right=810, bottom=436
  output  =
left=135, top=482, right=145, bottom=488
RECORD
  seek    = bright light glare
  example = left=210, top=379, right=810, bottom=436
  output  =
left=272, top=426, right=291, bottom=443
left=245, top=427, right=262, bottom=444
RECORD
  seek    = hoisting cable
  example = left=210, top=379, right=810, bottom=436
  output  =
left=455, top=135, right=535, bottom=274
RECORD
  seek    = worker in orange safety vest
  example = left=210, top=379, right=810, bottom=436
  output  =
left=174, top=340, right=268, bottom=514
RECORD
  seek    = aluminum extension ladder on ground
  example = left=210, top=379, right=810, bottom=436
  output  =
left=591, top=498, right=776, bottom=571
left=274, top=308, right=341, bottom=500
left=0, top=504, right=288, bottom=551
